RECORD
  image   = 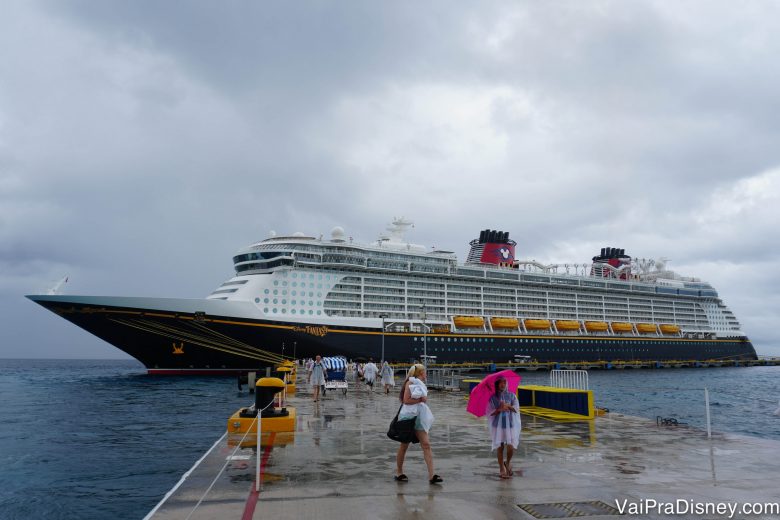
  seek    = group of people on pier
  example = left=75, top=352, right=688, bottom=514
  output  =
left=304, top=356, right=396, bottom=396
left=304, top=355, right=521, bottom=482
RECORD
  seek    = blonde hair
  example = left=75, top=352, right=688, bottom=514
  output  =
left=400, top=363, right=426, bottom=402
left=407, top=363, right=425, bottom=378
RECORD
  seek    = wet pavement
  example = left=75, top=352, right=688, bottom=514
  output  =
left=148, top=377, right=780, bottom=519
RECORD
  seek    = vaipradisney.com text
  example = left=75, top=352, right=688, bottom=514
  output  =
left=615, top=498, right=780, bottom=518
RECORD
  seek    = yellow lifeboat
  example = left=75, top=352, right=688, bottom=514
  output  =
left=490, top=317, right=519, bottom=329
left=660, top=324, right=681, bottom=335
left=611, top=322, right=633, bottom=333
left=555, top=320, right=581, bottom=331
left=524, top=319, right=551, bottom=330
left=636, top=323, right=658, bottom=334
left=453, top=316, right=484, bottom=328
left=584, top=321, right=609, bottom=332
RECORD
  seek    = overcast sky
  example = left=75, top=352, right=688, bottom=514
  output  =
left=1, top=1, right=779, bottom=359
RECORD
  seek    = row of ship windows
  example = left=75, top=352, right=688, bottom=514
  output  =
left=311, top=247, right=452, bottom=264
left=265, top=289, right=322, bottom=297
left=258, top=298, right=323, bottom=307
left=330, top=287, right=694, bottom=307
left=332, top=292, right=692, bottom=309
left=253, top=271, right=717, bottom=317
left=321, top=308, right=708, bottom=324
left=331, top=306, right=702, bottom=319
left=264, top=308, right=323, bottom=315
left=285, top=271, right=330, bottom=280
left=411, top=337, right=734, bottom=347
left=317, top=269, right=710, bottom=297
left=348, top=302, right=697, bottom=315
left=333, top=270, right=713, bottom=298
left=351, top=299, right=703, bottom=315
left=352, top=276, right=705, bottom=303
left=253, top=244, right=443, bottom=264
left=412, top=346, right=653, bottom=354
left=325, top=298, right=701, bottom=310
left=273, top=280, right=324, bottom=288
left=412, top=348, right=734, bottom=355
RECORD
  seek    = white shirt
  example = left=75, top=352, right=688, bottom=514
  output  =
left=363, top=362, right=378, bottom=380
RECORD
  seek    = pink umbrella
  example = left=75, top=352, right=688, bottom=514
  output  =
left=466, top=369, right=522, bottom=417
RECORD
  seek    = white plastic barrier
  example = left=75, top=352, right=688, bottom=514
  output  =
left=550, top=369, right=589, bottom=390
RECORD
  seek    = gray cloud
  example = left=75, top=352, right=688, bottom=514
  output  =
left=1, top=1, right=779, bottom=358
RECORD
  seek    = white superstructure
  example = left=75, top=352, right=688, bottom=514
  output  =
left=206, top=219, right=745, bottom=340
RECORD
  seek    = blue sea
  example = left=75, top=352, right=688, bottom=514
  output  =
left=0, top=359, right=778, bottom=520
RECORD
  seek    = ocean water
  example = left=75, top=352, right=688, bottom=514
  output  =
left=0, top=359, right=248, bottom=520
left=0, top=359, right=778, bottom=520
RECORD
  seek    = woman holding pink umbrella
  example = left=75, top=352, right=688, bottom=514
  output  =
left=466, top=369, right=522, bottom=479
left=487, top=376, right=521, bottom=478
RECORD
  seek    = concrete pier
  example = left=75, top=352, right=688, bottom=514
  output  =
left=148, top=379, right=780, bottom=520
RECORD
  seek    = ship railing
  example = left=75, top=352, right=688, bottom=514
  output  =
left=549, top=369, right=589, bottom=390
left=426, top=368, right=461, bottom=391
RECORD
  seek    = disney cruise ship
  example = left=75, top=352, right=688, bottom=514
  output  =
left=27, top=218, right=756, bottom=374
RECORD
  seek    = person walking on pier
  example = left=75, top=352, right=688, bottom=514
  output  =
left=380, top=361, right=395, bottom=394
left=309, top=355, right=327, bottom=402
left=363, top=358, right=378, bottom=392
left=351, top=361, right=360, bottom=386
left=487, top=376, right=521, bottom=479
left=394, top=364, right=442, bottom=484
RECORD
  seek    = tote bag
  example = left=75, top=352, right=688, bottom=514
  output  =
left=387, top=405, right=419, bottom=444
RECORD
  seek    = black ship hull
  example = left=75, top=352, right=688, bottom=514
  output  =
left=28, top=296, right=758, bottom=375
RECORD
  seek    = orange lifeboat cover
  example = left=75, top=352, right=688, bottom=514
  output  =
left=524, top=319, right=552, bottom=330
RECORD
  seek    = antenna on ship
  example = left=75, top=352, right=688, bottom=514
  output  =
left=47, top=276, right=68, bottom=295
left=386, top=217, right=414, bottom=242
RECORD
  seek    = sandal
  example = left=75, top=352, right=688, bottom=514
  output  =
left=429, top=474, right=443, bottom=484
left=394, top=474, right=408, bottom=482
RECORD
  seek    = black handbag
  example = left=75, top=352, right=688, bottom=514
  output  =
left=387, top=405, right=419, bottom=444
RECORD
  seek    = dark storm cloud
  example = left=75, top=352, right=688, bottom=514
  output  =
left=48, top=1, right=464, bottom=104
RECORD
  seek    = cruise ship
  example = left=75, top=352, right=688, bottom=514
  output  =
left=27, top=218, right=756, bottom=374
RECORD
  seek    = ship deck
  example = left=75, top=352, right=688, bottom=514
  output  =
left=147, top=377, right=780, bottom=520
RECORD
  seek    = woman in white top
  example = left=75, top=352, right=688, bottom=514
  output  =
left=394, top=364, right=442, bottom=484
left=308, top=355, right=327, bottom=402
